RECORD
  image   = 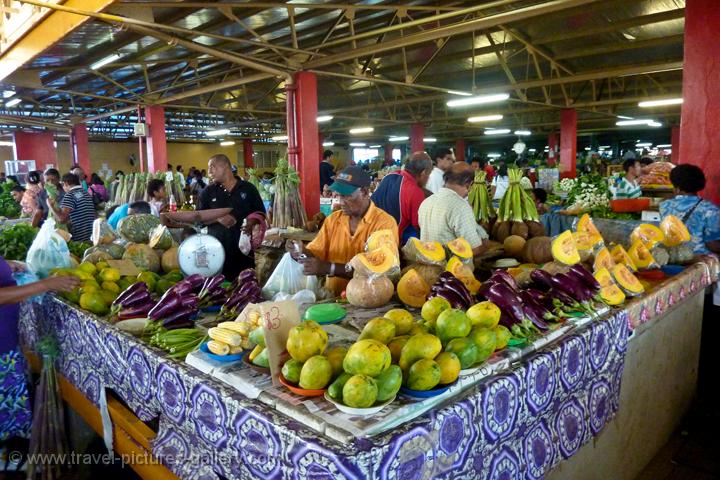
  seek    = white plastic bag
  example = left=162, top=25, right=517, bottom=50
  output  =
left=271, top=289, right=317, bottom=307
left=262, top=252, right=318, bottom=299
left=26, top=218, right=71, bottom=278
left=238, top=231, right=252, bottom=256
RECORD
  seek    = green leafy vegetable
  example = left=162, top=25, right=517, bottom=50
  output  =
left=0, top=223, right=38, bottom=260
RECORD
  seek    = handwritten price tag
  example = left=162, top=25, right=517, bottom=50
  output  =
left=260, top=300, right=301, bottom=386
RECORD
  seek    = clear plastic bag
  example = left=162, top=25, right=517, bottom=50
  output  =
left=26, top=218, right=71, bottom=278
left=238, top=231, right=252, bottom=256
left=261, top=252, right=318, bottom=299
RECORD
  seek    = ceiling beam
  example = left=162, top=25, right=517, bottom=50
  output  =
left=115, top=2, right=463, bottom=12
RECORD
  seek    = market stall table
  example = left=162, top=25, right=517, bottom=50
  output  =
left=19, top=257, right=718, bottom=479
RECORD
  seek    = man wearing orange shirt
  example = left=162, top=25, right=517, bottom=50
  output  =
left=290, top=166, right=398, bottom=296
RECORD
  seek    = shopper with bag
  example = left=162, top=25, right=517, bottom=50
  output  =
left=0, top=257, right=78, bottom=447
left=46, top=173, right=96, bottom=242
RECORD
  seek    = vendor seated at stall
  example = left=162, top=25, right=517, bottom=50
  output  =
left=659, top=164, right=720, bottom=254
left=612, top=159, right=642, bottom=199
left=9, top=185, right=24, bottom=204
left=290, top=166, right=398, bottom=297
left=418, top=162, right=486, bottom=256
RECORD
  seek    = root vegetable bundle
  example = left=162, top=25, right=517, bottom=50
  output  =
left=491, top=168, right=545, bottom=242
left=468, top=170, right=496, bottom=231
left=271, top=158, right=307, bottom=229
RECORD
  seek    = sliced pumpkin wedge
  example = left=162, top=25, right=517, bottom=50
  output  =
left=612, top=263, right=645, bottom=295
left=551, top=230, right=581, bottom=266
left=659, top=215, right=691, bottom=247
left=610, top=245, right=637, bottom=272
left=593, top=247, right=615, bottom=273
left=630, top=223, right=665, bottom=249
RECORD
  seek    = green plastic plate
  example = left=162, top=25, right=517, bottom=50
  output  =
left=304, top=303, right=347, bottom=324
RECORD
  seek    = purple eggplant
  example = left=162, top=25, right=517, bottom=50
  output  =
left=480, top=282, right=525, bottom=324
left=161, top=310, right=195, bottom=329
left=113, top=282, right=147, bottom=306
left=117, top=302, right=155, bottom=320
left=518, top=291, right=551, bottom=329
left=237, top=269, right=256, bottom=283
left=120, top=290, right=152, bottom=309
left=498, top=311, right=519, bottom=328
left=437, top=276, right=473, bottom=306
left=180, top=295, right=199, bottom=309
left=530, top=269, right=554, bottom=290
left=525, top=288, right=556, bottom=311
left=149, top=292, right=182, bottom=320
left=223, top=290, right=248, bottom=311
left=553, top=273, right=593, bottom=302
left=567, top=264, right=601, bottom=291
left=437, top=271, right=455, bottom=283
left=551, top=289, right=577, bottom=307
left=170, top=280, right=196, bottom=297
left=428, top=291, right=466, bottom=310
left=237, top=281, right=260, bottom=296
left=199, top=274, right=225, bottom=299
left=184, top=274, right=205, bottom=289
left=489, top=270, right=520, bottom=291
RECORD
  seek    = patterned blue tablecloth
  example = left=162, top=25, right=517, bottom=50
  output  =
left=19, top=296, right=628, bottom=480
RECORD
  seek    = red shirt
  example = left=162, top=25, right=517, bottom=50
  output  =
left=371, top=169, right=425, bottom=243
left=484, top=165, right=496, bottom=183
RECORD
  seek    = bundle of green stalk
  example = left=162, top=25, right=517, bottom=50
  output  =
left=271, top=157, right=307, bottom=228
left=468, top=170, right=496, bottom=233
left=491, top=168, right=546, bottom=242
left=111, top=171, right=185, bottom=206
left=27, top=337, right=68, bottom=480
left=144, top=320, right=207, bottom=360
left=246, top=167, right=261, bottom=191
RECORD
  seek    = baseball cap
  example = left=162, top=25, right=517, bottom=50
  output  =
left=329, top=166, right=371, bottom=196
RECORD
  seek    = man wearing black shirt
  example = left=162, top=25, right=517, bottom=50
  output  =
left=320, top=150, right=335, bottom=193
left=198, top=154, right=265, bottom=279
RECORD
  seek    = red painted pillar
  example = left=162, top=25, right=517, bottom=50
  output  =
left=410, top=123, right=424, bottom=153
left=291, top=71, right=320, bottom=217
left=70, top=124, right=90, bottom=174
left=384, top=143, right=393, bottom=166
left=671, top=125, right=680, bottom=163
left=13, top=131, right=57, bottom=171
left=680, top=0, right=720, bottom=203
left=318, top=133, right=324, bottom=162
left=243, top=138, right=254, bottom=168
left=145, top=105, right=168, bottom=173
left=560, top=109, right=577, bottom=178
left=455, top=139, right=466, bottom=163
left=547, top=132, right=558, bottom=167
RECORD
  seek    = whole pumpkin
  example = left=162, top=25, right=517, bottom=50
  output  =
left=345, top=276, right=394, bottom=308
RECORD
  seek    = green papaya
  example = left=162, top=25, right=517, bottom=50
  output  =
left=374, top=364, right=402, bottom=401
left=328, top=372, right=352, bottom=400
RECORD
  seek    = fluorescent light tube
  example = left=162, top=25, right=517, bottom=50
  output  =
left=468, top=114, right=503, bottom=123
left=447, top=93, right=510, bottom=107
left=349, top=127, right=373, bottom=134
left=638, top=98, right=683, bottom=108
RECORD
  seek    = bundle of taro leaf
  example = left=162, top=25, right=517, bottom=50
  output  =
left=428, top=272, right=474, bottom=310
left=492, top=168, right=545, bottom=242
left=218, top=268, right=263, bottom=320
left=27, top=336, right=68, bottom=480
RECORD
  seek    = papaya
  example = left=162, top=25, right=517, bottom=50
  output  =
left=328, top=372, right=352, bottom=401
left=374, top=365, right=402, bottom=401
left=342, top=375, right=378, bottom=408
left=358, top=317, right=396, bottom=344
left=79, top=292, right=109, bottom=316
left=468, top=327, right=497, bottom=363
left=298, top=355, right=333, bottom=390
left=281, top=359, right=303, bottom=384
left=406, top=359, right=441, bottom=391
left=253, top=348, right=270, bottom=368
left=325, top=346, right=347, bottom=377
left=444, top=337, right=479, bottom=370
left=286, top=320, right=328, bottom=362
left=387, top=336, right=410, bottom=364
left=493, top=325, right=511, bottom=350
left=466, top=301, right=501, bottom=329
left=435, top=352, right=461, bottom=385
left=383, top=309, right=414, bottom=335
left=420, top=296, right=451, bottom=328
left=343, top=339, right=391, bottom=377
left=435, top=308, right=471, bottom=345
left=398, top=333, right=442, bottom=371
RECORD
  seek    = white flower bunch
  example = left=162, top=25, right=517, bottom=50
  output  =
left=570, top=184, right=609, bottom=210
left=554, top=178, right=576, bottom=193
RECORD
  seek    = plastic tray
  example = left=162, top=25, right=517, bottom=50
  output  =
left=324, top=392, right=395, bottom=416
left=199, top=342, right=244, bottom=363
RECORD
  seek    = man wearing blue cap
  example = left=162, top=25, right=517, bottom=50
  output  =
left=290, top=166, right=398, bottom=296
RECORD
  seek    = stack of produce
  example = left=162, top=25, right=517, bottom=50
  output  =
left=271, top=158, right=307, bottom=229
left=144, top=322, right=207, bottom=360
left=526, top=266, right=602, bottom=319
left=345, top=231, right=400, bottom=308
left=0, top=223, right=37, bottom=260
left=467, top=170, right=496, bottom=232
left=280, top=320, right=337, bottom=391
left=0, top=181, right=21, bottom=218
left=197, top=274, right=227, bottom=307
left=397, top=237, right=479, bottom=308
left=112, top=282, right=154, bottom=319
left=627, top=216, right=694, bottom=267
left=638, top=162, right=674, bottom=187
left=207, top=308, right=264, bottom=357
left=491, top=168, right=545, bottom=242
left=147, top=274, right=205, bottom=329
left=559, top=174, right=611, bottom=216
left=218, top=268, right=263, bottom=320
left=52, top=261, right=125, bottom=315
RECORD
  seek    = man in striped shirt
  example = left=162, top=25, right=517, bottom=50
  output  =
left=612, top=159, right=642, bottom=199
left=47, top=173, right=96, bottom=242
